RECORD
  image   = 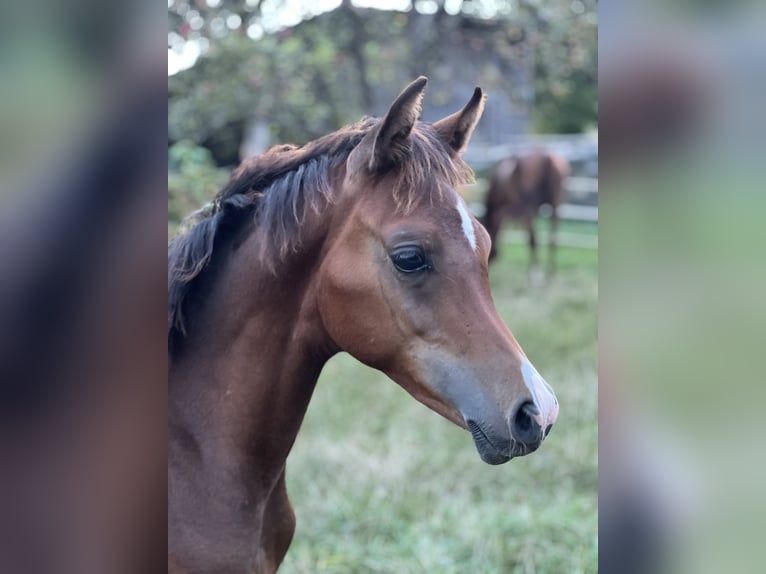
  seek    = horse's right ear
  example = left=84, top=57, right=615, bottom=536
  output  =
left=349, top=76, right=428, bottom=174
left=433, top=86, right=486, bottom=154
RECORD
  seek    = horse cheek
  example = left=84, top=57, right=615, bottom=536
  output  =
left=317, top=254, right=399, bottom=368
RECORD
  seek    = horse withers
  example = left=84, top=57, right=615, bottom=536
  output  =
left=168, top=77, right=559, bottom=573
left=482, top=150, right=570, bottom=281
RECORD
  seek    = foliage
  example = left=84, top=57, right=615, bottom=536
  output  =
left=168, top=140, right=230, bottom=236
left=168, top=0, right=598, bottom=163
left=168, top=30, right=360, bottom=163
left=524, top=0, right=598, bottom=133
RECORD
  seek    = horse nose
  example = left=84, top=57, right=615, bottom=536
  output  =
left=518, top=357, right=558, bottom=441
left=510, top=401, right=548, bottom=447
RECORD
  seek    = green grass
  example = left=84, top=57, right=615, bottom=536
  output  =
left=281, top=238, right=598, bottom=573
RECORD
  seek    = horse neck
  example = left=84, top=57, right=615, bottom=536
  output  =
left=169, top=202, right=338, bottom=495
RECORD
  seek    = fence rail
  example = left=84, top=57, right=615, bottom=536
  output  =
left=466, top=175, right=598, bottom=223
left=465, top=134, right=599, bottom=174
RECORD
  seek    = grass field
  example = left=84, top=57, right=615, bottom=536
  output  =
left=280, top=230, right=598, bottom=574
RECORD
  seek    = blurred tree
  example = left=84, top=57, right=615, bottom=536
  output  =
left=520, top=0, right=598, bottom=133
left=168, top=140, right=230, bottom=234
left=168, top=0, right=597, bottom=160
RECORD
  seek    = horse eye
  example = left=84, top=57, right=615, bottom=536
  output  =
left=391, top=246, right=430, bottom=273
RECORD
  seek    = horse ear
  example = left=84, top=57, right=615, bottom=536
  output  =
left=433, top=87, right=486, bottom=154
left=350, top=76, right=428, bottom=174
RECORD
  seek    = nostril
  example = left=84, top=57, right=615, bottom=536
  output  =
left=545, top=424, right=553, bottom=438
left=523, top=401, right=540, bottom=416
left=511, top=401, right=543, bottom=446
left=517, top=412, right=531, bottom=432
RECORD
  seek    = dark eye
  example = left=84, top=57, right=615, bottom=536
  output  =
left=391, top=246, right=430, bottom=273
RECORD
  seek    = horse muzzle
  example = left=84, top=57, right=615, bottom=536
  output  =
left=465, top=361, right=559, bottom=465
left=405, top=348, right=559, bottom=464
left=466, top=404, right=555, bottom=465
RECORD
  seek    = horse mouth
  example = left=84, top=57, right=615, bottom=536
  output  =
left=467, top=420, right=532, bottom=465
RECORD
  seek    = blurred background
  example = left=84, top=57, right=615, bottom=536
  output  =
left=600, top=1, right=766, bottom=574
left=168, top=0, right=597, bottom=230
left=169, top=1, right=597, bottom=573
left=0, top=1, right=166, bottom=572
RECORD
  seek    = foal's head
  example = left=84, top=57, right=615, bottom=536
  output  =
left=317, top=78, right=558, bottom=463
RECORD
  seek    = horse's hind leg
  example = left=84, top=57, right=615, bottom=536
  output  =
left=547, top=207, right=558, bottom=278
left=526, top=216, right=543, bottom=287
left=261, top=469, right=296, bottom=573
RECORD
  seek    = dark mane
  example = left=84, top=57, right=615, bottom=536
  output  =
left=168, top=117, right=473, bottom=353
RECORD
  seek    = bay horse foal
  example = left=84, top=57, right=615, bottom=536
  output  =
left=168, top=78, right=559, bottom=573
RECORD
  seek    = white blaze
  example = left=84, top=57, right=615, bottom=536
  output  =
left=456, top=198, right=477, bottom=252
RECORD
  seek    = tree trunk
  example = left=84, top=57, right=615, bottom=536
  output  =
left=340, top=0, right=373, bottom=110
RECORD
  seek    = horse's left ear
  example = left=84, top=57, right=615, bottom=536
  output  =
left=433, top=87, right=486, bottom=154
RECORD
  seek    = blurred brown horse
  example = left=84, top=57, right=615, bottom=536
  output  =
left=168, top=78, right=558, bottom=573
left=0, top=82, right=166, bottom=574
left=482, top=151, right=569, bottom=278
